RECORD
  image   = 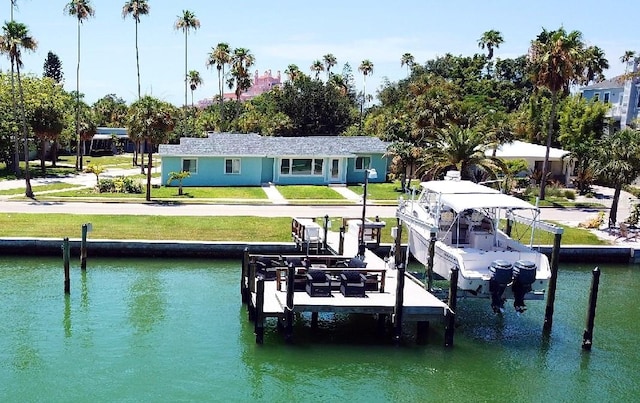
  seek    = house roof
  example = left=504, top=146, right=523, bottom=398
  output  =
left=158, top=133, right=390, bottom=157
left=580, top=76, right=624, bottom=91
left=486, top=140, right=569, bottom=160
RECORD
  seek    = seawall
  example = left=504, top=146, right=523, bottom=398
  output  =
left=0, top=238, right=639, bottom=264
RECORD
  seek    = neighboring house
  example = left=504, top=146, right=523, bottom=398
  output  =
left=580, top=60, right=639, bottom=129
left=89, top=127, right=136, bottom=155
left=158, top=133, right=389, bottom=187
left=487, top=141, right=574, bottom=186
left=197, top=70, right=282, bottom=107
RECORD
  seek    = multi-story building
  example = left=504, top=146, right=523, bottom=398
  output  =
left=580, top=60, right=639, bottom=129
left=197, top=70, right=282, bottom=108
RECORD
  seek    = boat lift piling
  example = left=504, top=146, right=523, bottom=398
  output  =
left=444, top=267, right=459, bottom=347
left=427, top=231, right=436, bottom=291
left=255, top=275, right=265, bottom=344
left=62, top=237, right=70, bottom=294
left=284, top=264, right=295, bottom=343
left=544, top=231, right=563, bottom=333
left=582, top=267, right=601, bottom=351
left=393, top=220, right=405, bottom=343
left=80, top=223, right=91, bottom=271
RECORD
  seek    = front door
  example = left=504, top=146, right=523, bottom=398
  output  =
left=330, top=158, right=341, bottom=182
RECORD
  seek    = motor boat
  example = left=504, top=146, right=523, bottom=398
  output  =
left=396, top=171, right=552, bottom=313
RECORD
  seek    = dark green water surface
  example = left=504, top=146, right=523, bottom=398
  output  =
left=1, top=257, right=638, bottom=402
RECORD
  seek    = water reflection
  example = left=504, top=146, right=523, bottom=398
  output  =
left=127, top=272, right=166, bottom=334
left=64, top=294, right=72, bottom=338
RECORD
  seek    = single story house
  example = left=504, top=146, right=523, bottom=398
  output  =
left=89, top=127, right=136, bottom=155
left=487, top=140, right=574, bottom=185
left=158, top=133, right=390, bottom=187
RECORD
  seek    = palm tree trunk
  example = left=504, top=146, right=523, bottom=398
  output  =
left=135, top=19, right=141, bottom=99
left=184, top=30, right=188, bottom=136
left=75, top=18, right=82, bottom=171
left=140, top=140, right=145, bottom=174
left=609, top=184, right=622, bottom=227
left=539, top=90, right=558, bottom=200
left=145, top=146, right=153, bottom=201
left=10, top=62, right=20, bottom=176
left=40, top=138, right=46, bottom=174
left=16, top=62, right=33, bottom=198
left=51, top=139, right=58, bottom=167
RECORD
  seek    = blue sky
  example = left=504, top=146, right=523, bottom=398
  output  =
left=4, top=0, right=640, bottom=106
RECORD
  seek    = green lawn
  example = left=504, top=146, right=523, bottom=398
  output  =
left=348, top=181, right=409, bottom=200
left=48, top=185, right=268, bottom=199
left=276, top=185, right=344, bottom=200
left=0, top=182, right=84, bottom=196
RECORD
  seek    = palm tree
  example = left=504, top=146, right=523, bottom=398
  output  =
left=358, top=59, right=374, bottom=129
left=64, top=0, right=95, bottom=171
left=122, top=0, right=150, bottom=100
left=0, top=20, right=37, bottom=197
left=529, top=27, right=585, bottom=200
left=400, top=53, right=415, bottom=77
left=580, top=45, right=609, bottom=85
left=188, top=70, right=202, bottom=107
left=621, top=50, right=636, bottom=75
left=284, top=63, right=301, bottom=82
left=310, top=59, right=324, bottom=80
left=594, top=128, right=640, bottom=227
left=174, top=10, right=200, bottom=112
left=206, top=42, right=231, bottom=124
left=8, top=0, right=19, bottom=174
left=323, top=53, right=337, bottom=79
left=229, top=47, right=255, bottom=101
left=477, top=30, right=504, bottom=60
left=419, top=125, right=505, bottom=182
left=126, top=96, right=175, bottom=201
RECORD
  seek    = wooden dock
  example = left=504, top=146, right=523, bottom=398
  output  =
left=241, top=217, right=452, bottom=344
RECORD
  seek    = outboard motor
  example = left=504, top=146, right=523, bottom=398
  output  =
left=512, top=260, right=537, bottom=313
left=489, top=260, right=513, bottom=313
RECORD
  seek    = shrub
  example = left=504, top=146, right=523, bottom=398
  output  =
left=96, top=176, right=142, bottom=194
left=564, top=189, right=576, bottom=200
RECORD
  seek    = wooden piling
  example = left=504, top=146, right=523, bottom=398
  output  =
left=323, top=215, right=329, bottom=253
left=63, top=237, right=70, bottom=294
left=543, top=232, right=562, bottom=333
left=393, top=263, right=406, bottom=343
left=80, top=223, right=88, bottom=270
left=311, top=312, right=319, bottom=329
left=338, top=225, right=345, bottom=256
left=285, top=264, right=295, bottom=343
left=255, top=275, right=265, bottom=344
left=427, top=231, right=436, bottom=291
left=582, top=267, right=601, bottom=351
left=444, top=266, right=459, bottom=347
left=241, top=248, right=249, bottom=303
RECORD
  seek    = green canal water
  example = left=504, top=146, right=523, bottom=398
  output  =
left=1, top=257, right=639, bottom=402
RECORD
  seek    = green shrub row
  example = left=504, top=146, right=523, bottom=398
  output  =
left=97, top=177, right=142, bottom=194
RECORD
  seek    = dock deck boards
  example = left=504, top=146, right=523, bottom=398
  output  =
left=249, top=225, right=449, bottom=321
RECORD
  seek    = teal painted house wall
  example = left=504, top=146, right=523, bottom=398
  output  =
left=345, top=154, right=387, bottom=184
left=162, top=156, right=264, bottom=186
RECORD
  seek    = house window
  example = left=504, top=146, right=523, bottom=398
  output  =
left=603, top=92, right=610, bottom=103
left=593, top=92, right=600, bottom=102
left=225, top=158, right=240, bottom=174
left=355, top=156, right=371, bottom=170
left=182, top=158, right=197, bottom=174
left=280, top=158, right=324, bottom=176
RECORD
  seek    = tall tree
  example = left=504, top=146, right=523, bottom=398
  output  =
left=477, top=30, right=504, bottom=60
left=419, top=125, right=505, bottom=181
left=188, top=69, right=202, bottom=108
left=42, top=51, right=63, bottom=84
left=64, top=0, right=95, bottom=171
left=205, top=42, right=231, bottom=125
left=229, top=47, right=254, bottom=101
left=310, top=59, right=324, bottom=80
left=284, top=64, right=302, bottom=82
left=580, top=45, right=608, bottom=85
left=620, top=50, right=636, bottom=76
left=174, top=10, right=200, bottom=112
left=122, top=0, right=150, bottom=100
left=400, top=52, right=415, bottom=76
left=322, top=53, right=337, bottom=79
left=594, top=128, right=640, bottom=226
left=8, top=0, right=18, bottom=174
left=0, top=20, right=37, bottom=197
left=529, top=27, right=585, bottom=200
left=126, top=96, right=175, bottom=201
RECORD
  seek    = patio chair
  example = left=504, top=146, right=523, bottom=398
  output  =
left=305, top=270, right=332, bottom=297
left=339, top=271, right=367, bottom=297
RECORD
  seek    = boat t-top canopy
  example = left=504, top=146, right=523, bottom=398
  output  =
left=420, top=180, right=538, bottom=213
